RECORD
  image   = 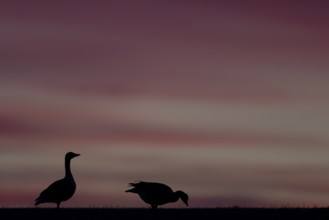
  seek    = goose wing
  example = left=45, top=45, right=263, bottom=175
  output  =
left=126, top=181, right=174, bottom=205
left=129, top=181, right=172, bottom=191
left=35, top=178, right=75, bottom=204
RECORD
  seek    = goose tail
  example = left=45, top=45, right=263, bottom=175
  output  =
left=125, top=188, right=134, bottom=193
left=125, top=185, right=137, bottom=193
left=125, top=181, right=142, bottom=193
left=34, top=198, right=40, bottom=206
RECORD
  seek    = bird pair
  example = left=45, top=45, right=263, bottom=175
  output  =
left=35, top=152, right=189, bottom=209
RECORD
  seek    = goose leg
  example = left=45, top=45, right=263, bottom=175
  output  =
left=151, top=204, right=157, bottom=209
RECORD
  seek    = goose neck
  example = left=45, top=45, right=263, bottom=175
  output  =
left=171, top=192, right=180, bottom=202
left=65, top=158, right=73, bottom=178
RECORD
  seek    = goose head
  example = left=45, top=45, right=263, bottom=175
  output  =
left=65, top=152, right=80, bottom=160
left=176, top=190, right=189, bottom=206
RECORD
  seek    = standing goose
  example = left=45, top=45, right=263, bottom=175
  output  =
left=35, top=152, right=80, bottom=208
left=125, top=181, right=189, bottom=209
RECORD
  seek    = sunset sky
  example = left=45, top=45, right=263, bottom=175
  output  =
left=1, top=0, right=329, bottom=208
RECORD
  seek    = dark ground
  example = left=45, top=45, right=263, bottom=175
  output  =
left=1, top=208, right=329, bottom=220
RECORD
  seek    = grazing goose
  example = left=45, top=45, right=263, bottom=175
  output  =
left=125, top=181, right=189, bottom=209
left=35, top=152, right=80, bottom=208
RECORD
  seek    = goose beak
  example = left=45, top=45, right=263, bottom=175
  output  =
left=73, top=153, right=80, bottom=157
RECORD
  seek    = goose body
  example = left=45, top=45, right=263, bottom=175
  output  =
left=125, top=181, right=189, bottom=209
left=35, top=152, right=80, bottom=208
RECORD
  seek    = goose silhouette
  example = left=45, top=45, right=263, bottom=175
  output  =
left=125, top=181, right=189, bottom=209
left=35, top=152, right=80, bottom=208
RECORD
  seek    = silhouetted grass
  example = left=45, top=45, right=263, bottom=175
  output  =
left=1, top=208, right=329, bottom=220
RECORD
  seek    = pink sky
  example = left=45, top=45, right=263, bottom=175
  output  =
left=1, top=1, right=329, bottom=208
